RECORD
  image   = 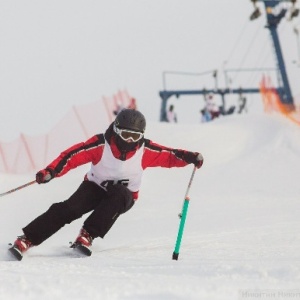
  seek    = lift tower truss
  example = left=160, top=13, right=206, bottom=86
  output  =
left=252, top=0, right=297, bottom=107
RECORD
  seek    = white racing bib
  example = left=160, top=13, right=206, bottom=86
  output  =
left=87, top=140, right=144, bottom=192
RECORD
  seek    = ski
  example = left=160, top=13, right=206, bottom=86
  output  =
left=8, top=242, right=92, bottom=260
left=8, top=245, right=23, bottom=261
left=70, top=242, right=92, bottom=257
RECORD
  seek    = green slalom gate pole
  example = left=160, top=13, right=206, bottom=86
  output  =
left=172, top=166, right=197, bottom=260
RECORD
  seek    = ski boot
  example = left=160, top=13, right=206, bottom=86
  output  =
left=70, top=228, right=93, bottom=257
left=9, top=235, right=32, bottom=261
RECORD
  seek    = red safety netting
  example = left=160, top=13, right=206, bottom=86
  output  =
left=0, top=90, right=137, bottom=174
left=260, top=76, right=300, bottom=126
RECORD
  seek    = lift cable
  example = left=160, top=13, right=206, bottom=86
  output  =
left=224, top=19, right=249, bottom=65
left=247, top=36, right=274, bottom=87
left=231, top=18, right=265, bottom=84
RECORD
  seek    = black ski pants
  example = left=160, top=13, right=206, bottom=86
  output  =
left=23, top=180, right=134, bottom=246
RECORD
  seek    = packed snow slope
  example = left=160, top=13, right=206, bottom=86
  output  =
left=0, top=113, right=299, bottom=300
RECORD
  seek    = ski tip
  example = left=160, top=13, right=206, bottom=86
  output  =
left=8, top=247, right=23, bottom=261
left=71, top=242, right=92, bottom=257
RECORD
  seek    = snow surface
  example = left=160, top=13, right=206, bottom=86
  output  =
left=0, top=113, right=300, bottom=300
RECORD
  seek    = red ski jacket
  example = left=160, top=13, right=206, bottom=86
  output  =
left=46, top=134, right=193, bottom=200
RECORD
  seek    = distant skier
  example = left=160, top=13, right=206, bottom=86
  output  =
left=166, top=104, right=177, bottom=123
left=201, top=93, right=220, bottom=122
left=9, top=109, right=203, bottom=260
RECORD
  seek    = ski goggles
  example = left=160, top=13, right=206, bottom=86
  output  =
left=113, top=124, right=144, bottom=142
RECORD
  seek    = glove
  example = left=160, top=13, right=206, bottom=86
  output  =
left=36, top=168, right=54, bottom=184
left=183, top=152, right=204, bottom=169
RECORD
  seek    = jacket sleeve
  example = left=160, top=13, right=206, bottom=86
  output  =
left=142, top=139, right=194, bottom=169
left=46, top=134, right=105, bottom=177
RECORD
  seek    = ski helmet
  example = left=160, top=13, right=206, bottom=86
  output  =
left=114, top=109, right=146, bottom=133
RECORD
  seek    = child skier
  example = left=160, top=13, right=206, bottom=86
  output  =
left=10, top=109, right=203, bottom=259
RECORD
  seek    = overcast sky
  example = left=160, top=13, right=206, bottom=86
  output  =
left=1, top=0, right=300, bottom=141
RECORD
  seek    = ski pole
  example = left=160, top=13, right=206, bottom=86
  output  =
left=172, top=166, right=197, bottom=260
left=0, top=180, right=36, bottom=197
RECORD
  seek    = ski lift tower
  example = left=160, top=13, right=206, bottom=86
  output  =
left=250, top=0, right=298, bottom=108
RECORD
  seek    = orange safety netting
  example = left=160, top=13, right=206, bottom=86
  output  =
left=0, top=90, right=137, bottom=174
left=260, top=76, right=300, bottom=126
